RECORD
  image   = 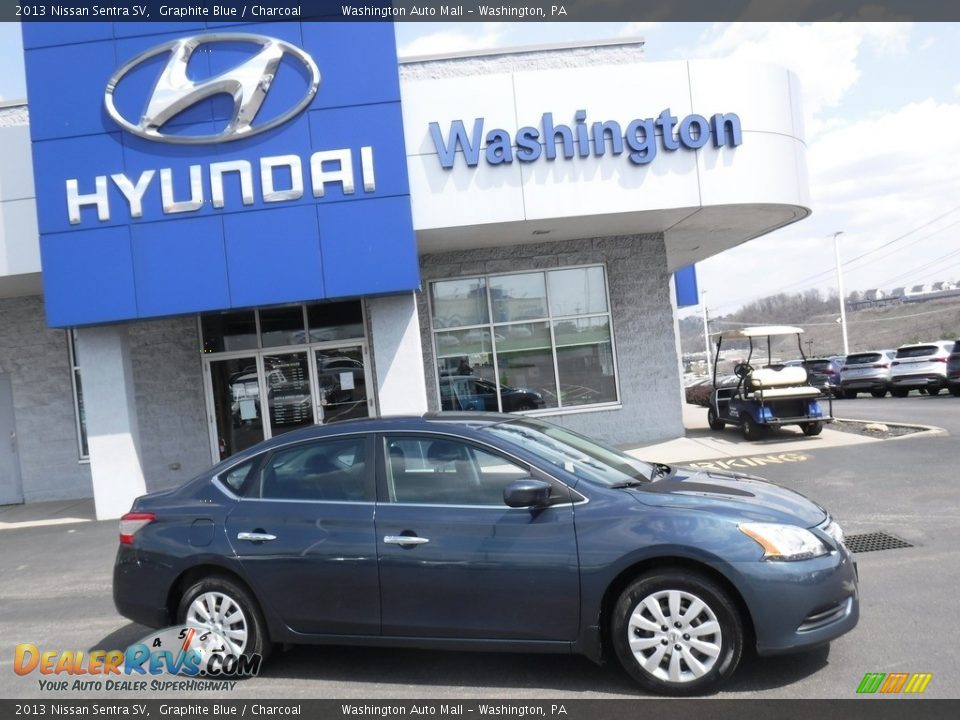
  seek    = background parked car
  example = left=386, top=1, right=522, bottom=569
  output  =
left=802, top=357, right=844, bottom=397
left=839, top=350, right=896, bottom=398
left=439, top=375, right=544, bottom=412
left=946, top=340, right=960, bottom=397
left=889, top=341, right=954, bottom=396
left=685, top=375, right=737, bottom=407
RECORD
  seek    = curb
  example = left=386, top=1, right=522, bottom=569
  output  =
left=833, top=417, right=949, bottom=440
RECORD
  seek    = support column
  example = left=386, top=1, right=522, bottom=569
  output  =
left=366, top=292, right=428, bottom=416
left=76, top=325, right=147, bottom=520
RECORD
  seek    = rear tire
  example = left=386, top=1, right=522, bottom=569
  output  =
left=707, top=407, right=725, bottom=431
left=870, top=389, right=887, bottom=398
left=611, top=570, right=744, bottom=696
left=950, top=386, right=960, bottom=397
left=927, top=387, right=940, bottom=396
left=891, top=388, right=909, bottom=398
left=177, top=575, right=272, bottom=666
left=801, top=421, right=823, bottom=436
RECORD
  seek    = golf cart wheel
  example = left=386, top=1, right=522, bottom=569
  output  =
left=707, top=407, right=725, bottom=431
left=927, top=387, right=940, bottom=396
left=801, top=421, right=823, bottom=436
left=891, top=388, right=909, bottom=398
left=870, top=389, right=887, bottom=398
left=742, top=416, right=769, bottom=441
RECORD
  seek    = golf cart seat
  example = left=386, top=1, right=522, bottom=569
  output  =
left=745, top=367, right=821, bottom=399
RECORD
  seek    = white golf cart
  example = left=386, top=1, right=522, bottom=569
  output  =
left=708, top=326, right=834, bottom=440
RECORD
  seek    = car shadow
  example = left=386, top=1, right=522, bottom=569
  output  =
left=256, top=642, right=832, bottom=696
left=89, top=622, right=153, bottom=652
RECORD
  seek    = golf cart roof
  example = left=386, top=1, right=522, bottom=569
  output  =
left=722, top=325, right=805, bottom=339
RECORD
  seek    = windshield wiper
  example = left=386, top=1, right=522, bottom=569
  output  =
left=609, top=479, right=645, bottom=488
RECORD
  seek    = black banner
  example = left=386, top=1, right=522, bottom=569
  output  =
left=4, top=0, right=960, bottom=23
left=2, top=700, right=959, bottom=720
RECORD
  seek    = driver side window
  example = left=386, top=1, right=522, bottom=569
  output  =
left=384, top=436, right=530, bottom=506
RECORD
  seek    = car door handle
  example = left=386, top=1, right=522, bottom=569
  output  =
left=237, top=532, right=277, bottom=542
left=384, top=535, right=430, bottom=546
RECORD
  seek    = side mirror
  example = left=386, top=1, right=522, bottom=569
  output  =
left=503, top=478, right=552, bottom=508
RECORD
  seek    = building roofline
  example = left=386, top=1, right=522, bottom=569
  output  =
left=398, top=36, right=645, bottom=64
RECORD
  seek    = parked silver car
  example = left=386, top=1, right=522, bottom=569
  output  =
left=839, top=350, right=896, bottom=398
left=889, top=341, right=954, bottom=396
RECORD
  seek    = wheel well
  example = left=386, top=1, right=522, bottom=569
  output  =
left=165, top=565, right=259, bottom=625
left=598, top=557, right=756, bottom=656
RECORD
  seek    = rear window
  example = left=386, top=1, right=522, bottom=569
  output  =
left=803, top=360, right=832, bottom=370
left=845, top=353, right=881, bottom=365
left=896, top=345, right=939, bottom=358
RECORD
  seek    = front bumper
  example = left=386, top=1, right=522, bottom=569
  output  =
left=737, top=544, right=859, bottom=655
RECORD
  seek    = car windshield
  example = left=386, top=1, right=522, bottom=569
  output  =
left=480, top=417, right=654, bottom=486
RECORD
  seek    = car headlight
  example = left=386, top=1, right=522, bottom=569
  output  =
left=739, top=522, right=829, bottom=561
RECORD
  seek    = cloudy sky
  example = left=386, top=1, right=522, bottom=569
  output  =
left=2, top=21, right=959, bottom=320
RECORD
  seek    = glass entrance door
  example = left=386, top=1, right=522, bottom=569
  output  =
left=264, top=352, right=316, bottom=438
left=205, top=344, right=372, bottom=461
left=315, top=346, right=370, bottom=423
left=209, top=356, right=265, bottom=461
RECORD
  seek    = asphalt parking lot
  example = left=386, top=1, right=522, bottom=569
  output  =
left=1, top=394, right=958, bottom=700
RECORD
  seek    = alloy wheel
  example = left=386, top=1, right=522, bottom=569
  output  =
left=185, top=591, right=249, bottom=656
left=625, top=589, right=723, bottom=683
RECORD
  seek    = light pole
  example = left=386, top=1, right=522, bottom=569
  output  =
left=701, top=291, right=713, bottom=378
left=832, top=231, right=850, bottom=356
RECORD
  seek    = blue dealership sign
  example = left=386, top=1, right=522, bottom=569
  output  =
left=23, top=22, right=419, bottom=327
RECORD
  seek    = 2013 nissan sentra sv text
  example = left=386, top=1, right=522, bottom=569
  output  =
left=113, top=413, right=858, bottom=695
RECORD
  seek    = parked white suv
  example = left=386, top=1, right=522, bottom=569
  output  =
left=889, top=341, right=954, bottom=396
left=839, top=350, right=896, bottom=398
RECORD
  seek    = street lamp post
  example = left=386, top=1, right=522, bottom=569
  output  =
left=833, top=231, right=850, bottom=356
left=701, top=291, right=713, bottom=378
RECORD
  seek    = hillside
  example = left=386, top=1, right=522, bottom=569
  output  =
left=680, top=296, right=960, bottom=360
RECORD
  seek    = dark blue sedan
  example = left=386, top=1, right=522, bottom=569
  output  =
left=114, top=413, right=858, bottom=695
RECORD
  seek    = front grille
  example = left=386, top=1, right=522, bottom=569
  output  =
left=798, top=598, right=850, bottom=633
left=844, top=531, right=914, bottom=553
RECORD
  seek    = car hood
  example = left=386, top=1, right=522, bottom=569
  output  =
left=629, top=468, right=827, bottom=527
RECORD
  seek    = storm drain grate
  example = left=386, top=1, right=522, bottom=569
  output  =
left=844, top=531, right=914, bottom=554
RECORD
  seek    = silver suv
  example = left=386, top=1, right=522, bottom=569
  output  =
left=889, top=341, right=954, bottom=396
left=839, top=350, right=896, bottom=398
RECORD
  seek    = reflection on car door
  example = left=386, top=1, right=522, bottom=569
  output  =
left=224, top=435, right=380, bottom=635
left=374, top=434, right=579, bottom=641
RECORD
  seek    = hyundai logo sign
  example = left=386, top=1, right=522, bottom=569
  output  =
left=104, top=33, right=320, bottom=144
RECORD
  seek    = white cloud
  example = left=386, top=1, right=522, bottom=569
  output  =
left=619, top=22, right=660, bottom=39
left=693, top=96, right=960, bottom=315
left=686, top=23, right=912, bottom=136
left=397, top=23, right=507, bottom=59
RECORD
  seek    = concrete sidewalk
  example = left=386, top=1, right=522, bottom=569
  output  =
left=0, top=403, right=937, bottom=530
left=625, top=403, right=884, bottom=464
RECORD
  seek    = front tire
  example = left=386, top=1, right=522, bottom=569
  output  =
left=927, top=387, right=941, bottom=396
left=707, top=407, right=725, bottom=431
left=742, top=415, right=769, bottom=441
left=611, top=571, right=744, bottom=696
left=177, top=575, right=272, bottom=664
